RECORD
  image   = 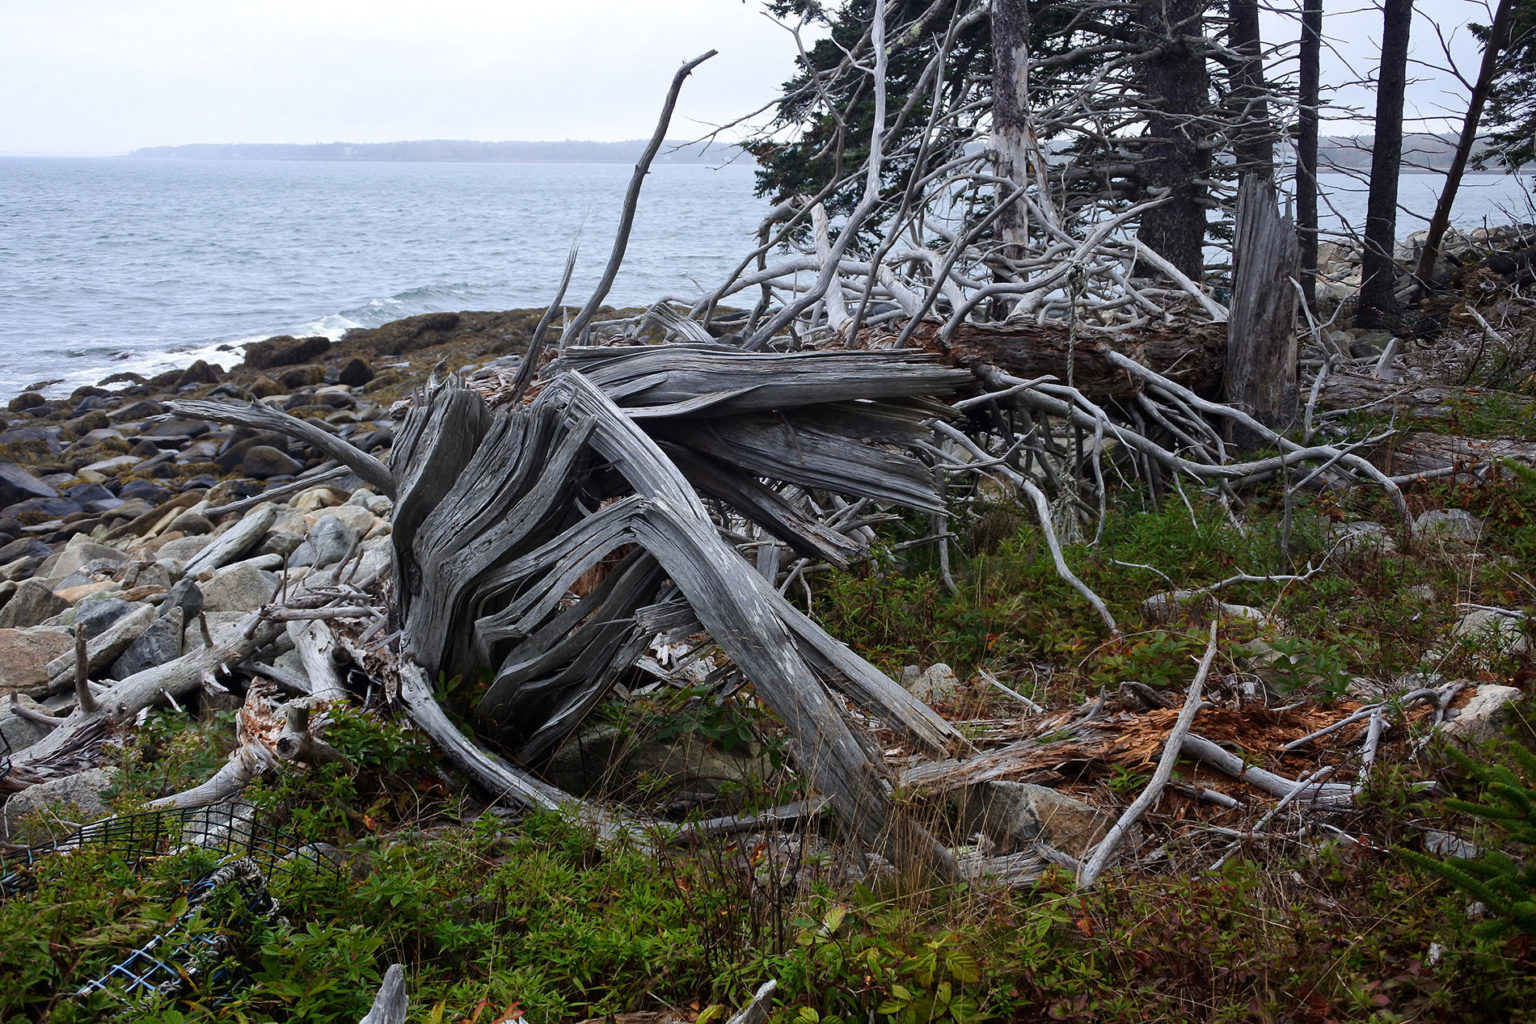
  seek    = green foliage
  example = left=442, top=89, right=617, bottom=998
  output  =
left=1398, top=739, right=1536, bottom=939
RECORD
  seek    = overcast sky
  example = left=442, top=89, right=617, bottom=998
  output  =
left=0, top=0, right=1491, bottom=157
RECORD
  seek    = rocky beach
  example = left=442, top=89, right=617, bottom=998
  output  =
left=0, top=308, right=554, bottom=754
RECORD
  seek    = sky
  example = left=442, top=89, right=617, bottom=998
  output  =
left=0, top=0, right=1495, bottom=157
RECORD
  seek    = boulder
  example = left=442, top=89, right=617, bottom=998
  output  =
left=0, top=767, right=119, bottom=844
left=6, top=392, right=46, bottom=413
left=1451, top=608, right=1530, bottom=657
left=164, top=578, right=205, bottom=621
left=1442, top=685, right=1527, bottom=746
left=241, top=444, right=303, bottom=479
left=0, top=694, right=61, bottom=755
left=0, top=581, right=71, bottom=629
left=199, top=560, right=278, bottom=613
left=73, top=597, right=137, bottom=640
left=289, top=513, right=359, bottom=570
left=108, top=606, right=185, bottom=678
left=1415, top=509, right=1484, bottom=548
left=0, top=462, right=57, bottom=507
left=337, top=357, right=375, bottom=387
left=242, top=334, right=331, bottom=370
left=952, top=781, right=1114, bottom=858
left=0, top=627, right=73, bottom=694
left=1331, top=520, right=1397, bottom=555
left=176, top=359, right=222, bottom=387
left=902, top=663, right=962, bottom=704
left=40, top=537, right=127, bottom=579
left=277, top=364, right=327, bottom=389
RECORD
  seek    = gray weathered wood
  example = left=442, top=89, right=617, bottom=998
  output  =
left=171, top=399, right=396, bottom=497
left=1225, top=175, right=1301, bottom=436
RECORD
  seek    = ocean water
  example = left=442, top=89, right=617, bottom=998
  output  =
left=0, top=157, right=770, bottom=399
left=1, top=157, right=1532, bottom=400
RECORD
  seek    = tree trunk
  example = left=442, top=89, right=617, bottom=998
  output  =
left=992, top=0, right=1031, bottom=256
left=1297, top=0, right=1323, bottom=312
left=1134, top=0, right=1212, bottom=281
left=1358, top=0, right=1414, bottom=324
left=1225, top=175, right=1301, bottom=437
left=1228, top=0, right=1274, bottom=182
left=1413, top=0, right=1516, bottom=294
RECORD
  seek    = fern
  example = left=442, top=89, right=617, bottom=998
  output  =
left=1397, top=740, right=1536, bottom=938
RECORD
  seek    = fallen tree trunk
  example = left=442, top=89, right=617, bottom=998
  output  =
left=890, top=319, right=1227, bottom=399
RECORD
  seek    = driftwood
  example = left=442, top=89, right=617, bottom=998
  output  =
left=894, top=319, right=1227, bottom=399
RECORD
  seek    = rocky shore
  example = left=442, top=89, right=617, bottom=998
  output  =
left=0, top=309, right=555, bottom=769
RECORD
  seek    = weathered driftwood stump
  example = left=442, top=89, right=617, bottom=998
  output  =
left=386, top=348, right=977, bottom=875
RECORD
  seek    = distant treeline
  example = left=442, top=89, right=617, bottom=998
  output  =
left=126, top=139, right=746, bottom=164
left=127, top=134, right=1503, bottom=173
left=1316, top=133, right=1522, bottom=174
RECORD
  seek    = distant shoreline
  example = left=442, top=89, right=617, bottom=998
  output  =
left=125, top=139, right=749, bottom=165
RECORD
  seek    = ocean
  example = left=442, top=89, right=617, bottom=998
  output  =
left=2, top=157, right=1532, bottom=400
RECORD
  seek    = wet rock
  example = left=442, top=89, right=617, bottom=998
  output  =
left=64, top=410, right=110, bottom=436
left=6, top=392, right=46, bottom=413
left=243, top=334, right=331, bottom=370
left=108, top=606, right=184, bottom=679
left=1442, top=685, right=1527, bottom=746
left=337, top=357, right=375, bottom=387
left=0, top=627, right=73, bottom=693
left=177, top=359, right=223, bottom=387
left=241, top=444, right=303, bottom=479
left=0, top=462, right=58, bottom=507
left=0, top=581, right=71, bottom=629
left=119, top=479, right=170, bottom=504
left=200, top=560, right=278, bottom=613
left=1, top=767, right=119, bottom=844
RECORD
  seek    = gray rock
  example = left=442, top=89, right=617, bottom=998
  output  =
left=45, top=603, right=155, bottom=688
left=1415, top=509, right=1484, bottom=547
left=181, top=506, right=277, bottom=577
left=169, top=510, right=215, bottom=535
left=0, top=694, right=62, bottom=754
left=1452, top=608, right=1530, bottom=657
left=39, top=537, right=127, bottom=580
left=903, top=663, right=962, bottom=704
left=1349, top=330, right=1394, bottom=357
left=1331, top=520, right=1397, bottom=555
left=109, top=606, right=185, bottom=678
left=0, top=462, right=57, bottom=508
left=1442, top=685, right=1526, bottom=746
left=199, top=561, right=278, bottom=613
left=0, top=580, right=70, bottom=629
left=0, top=767, right=118, bottom=844
left=73, top=598, right=136, bottom=640
left=952, top=781, right=1113, bottom=858
left=154, top=534, right=216, bottom=565
left=0, top=627, right=74, bottom=694
left=183, top=610, right=255, bottom=652
left=241, top=444, right=303, bottom=479
left=165, top=578, right=204, bottom=620
left=289, top=513, right=359, bottom=570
